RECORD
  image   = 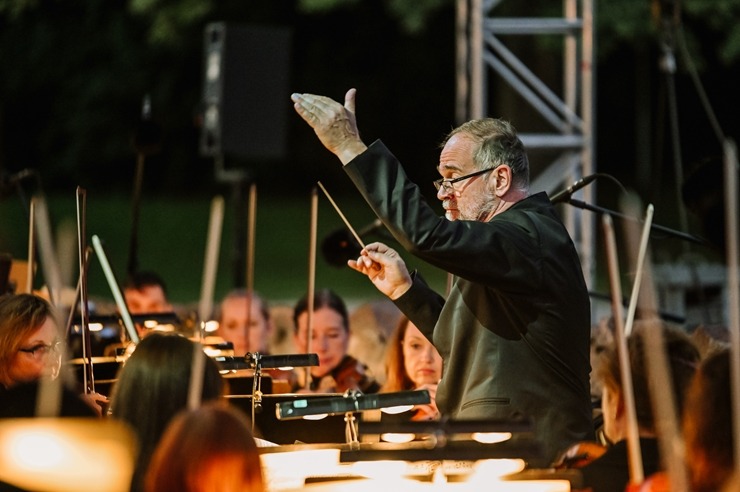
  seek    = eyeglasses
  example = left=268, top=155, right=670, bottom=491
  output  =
left=18, top=339, right=62, bottom=359
left=433, top=167, right=496, bottom=192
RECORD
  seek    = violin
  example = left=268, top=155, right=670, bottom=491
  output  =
left=553, top=440, right=608, bottom=469
left=331, top=355, right=375, bottom=393
left=625, top=471, right=670, bottom=492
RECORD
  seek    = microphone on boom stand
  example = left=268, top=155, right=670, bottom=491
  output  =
left=549, top=174, right=601, bottom=204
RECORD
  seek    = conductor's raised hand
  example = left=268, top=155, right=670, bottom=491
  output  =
left=348, top=242, right=412, bottom=300
left=290, top=88, right=368, bottom=164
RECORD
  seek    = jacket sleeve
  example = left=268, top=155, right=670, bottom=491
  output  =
left=392, top=271, right=444, bottom=341
left=344, top=139, right=546, bottom=295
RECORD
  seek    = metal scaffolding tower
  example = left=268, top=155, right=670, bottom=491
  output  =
left=456, top=0, right=596, bottom=288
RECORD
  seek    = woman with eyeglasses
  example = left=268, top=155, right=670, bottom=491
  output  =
left=0, top=293, right=63, bottom=388
left=0, top=293, right=98, bottom=417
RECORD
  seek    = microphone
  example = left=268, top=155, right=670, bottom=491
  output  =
left=549, top=174, right=599, bottom=204
left=320, top=218, right=385, bottom=268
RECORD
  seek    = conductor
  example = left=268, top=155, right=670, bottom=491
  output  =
left=291, top=88, right=593, bottom=462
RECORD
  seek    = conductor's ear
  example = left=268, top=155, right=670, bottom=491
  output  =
left=493, top=164, right=512, bottom=195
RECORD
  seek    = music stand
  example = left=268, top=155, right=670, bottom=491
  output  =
left=276, top=389, right=431, bottom=448
left=238, top=352, right=318, bottom=431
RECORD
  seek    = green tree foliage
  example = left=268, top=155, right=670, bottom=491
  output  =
left=1, top=0, right=737, bottom=195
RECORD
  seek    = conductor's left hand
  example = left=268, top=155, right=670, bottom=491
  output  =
left=291, top=88, right=368, bottom=164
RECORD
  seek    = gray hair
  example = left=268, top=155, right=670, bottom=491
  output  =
left=442, top=118, right=530, bottom=191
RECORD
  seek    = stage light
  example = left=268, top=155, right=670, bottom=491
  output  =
left=472, top=432, right=512, bottom=444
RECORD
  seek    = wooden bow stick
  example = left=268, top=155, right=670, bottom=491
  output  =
left=303, top=186, right=318, bottom=390
left=620, top=192, right=688, bottom=491
left=602, top=213, right=643, bottom=484
left=722, top=138, right=740, bottom=474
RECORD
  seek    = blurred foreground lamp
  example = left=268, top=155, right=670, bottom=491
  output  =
left=0, top=418, right=137, bottom=492
left=345, top=418, right=549, bottom=486
left=276, top=389, right=431, bottom=447
left=351, top=417, right=537, bottom=456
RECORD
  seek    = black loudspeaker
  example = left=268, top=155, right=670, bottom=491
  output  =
left=200, top=22, right=292, bottom=160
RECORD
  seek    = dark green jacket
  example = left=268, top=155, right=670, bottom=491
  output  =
left=345, top=140, right=594, bottom=463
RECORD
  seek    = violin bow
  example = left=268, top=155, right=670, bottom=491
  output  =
left=32, top=194, right=64, bottom=308
left=31, top=193, right=65, bottom=416
left=722, top=139, right=740, bottom=474
left=245, top=183, right=257, bottom=348
left=602, top=213, right=644, bottom=483
left=244, top=184, right=259, bottom=422
left=623, top=202, right=656, bottom=337
left=303, top=186, right=318, bottom=390
left=197, top=195, right=224, bottom=339
left=190, top=195, right=224, bottom=412
left=75, top=187, right=95, bottom=395
left=25, top=198, right=35, bottom=293
left=91, top=235, right=139, bottom=344
left=620, top=193, right=688, bottom=490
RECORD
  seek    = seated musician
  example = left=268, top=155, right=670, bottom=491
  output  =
left=144, top=403, right=265, bottom=492
left=0, top=293, right=100, bottom=417
left=683, top=347, right=735, bottom=492
left=107, top=332, right=224, bottom=492
left=122, top=270, right=174, bottom=339
left=635, top=345, right=736, bottom=492
left=216, top=289, right=274, bottom=356
left=215, top=289, right=294, bottom=389
left=561, top=320, right=700, bottom=492
left=102, top=270, right=178, bottom=357
left=379, top=315, right=442, bottom=421
left=291, top=288, right=380, bottom=394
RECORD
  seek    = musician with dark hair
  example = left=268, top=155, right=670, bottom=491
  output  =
left=292, top=288, right=379, bottom=394
left=108, top=333, right=224, bottom=492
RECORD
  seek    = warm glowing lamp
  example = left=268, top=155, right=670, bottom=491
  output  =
left=0, top=418, right=137, bottom=492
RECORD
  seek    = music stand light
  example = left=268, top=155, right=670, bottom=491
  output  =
left=276, top=389, right=431, bottom=447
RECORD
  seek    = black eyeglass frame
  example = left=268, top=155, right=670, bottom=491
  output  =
left=433, top=167, right=497, bottom=192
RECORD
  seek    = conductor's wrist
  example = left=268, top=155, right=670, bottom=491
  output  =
left=338, top=140, right=368, bottom=165
left=388, top=279, right=412, bottom=300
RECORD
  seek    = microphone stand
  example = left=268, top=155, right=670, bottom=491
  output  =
left=127, top=95, right=162, bottom=276
left=563, top=197, right=708, bottom=246
left=564, top=196, right=708, bottom=324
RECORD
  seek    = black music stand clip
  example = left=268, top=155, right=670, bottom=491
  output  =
left=243, top=352, right=318, bottom=431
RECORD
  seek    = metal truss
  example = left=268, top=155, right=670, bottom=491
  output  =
left=456, top=0, right=596, bottom=288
